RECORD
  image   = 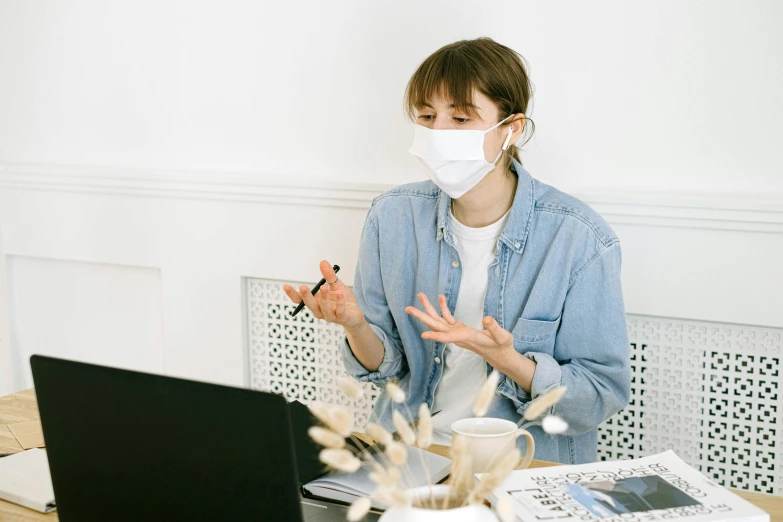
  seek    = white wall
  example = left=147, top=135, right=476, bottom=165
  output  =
left=0, top=1, right=781, bottom=393
left=0, top=0, right=781, bottom=194
left=5, top=256, right=165, bottom=390
left=0, top=228, right=12, bottom=396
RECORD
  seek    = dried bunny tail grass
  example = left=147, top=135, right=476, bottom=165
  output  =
left=467, top=448, right=521, bottom=505
left=385, top=381, right=406, bottom=403
left=319, top=448, right=362, bottom=473
left=369, top=466, right=402, bottom=488
left=329, top=405, right=354, bottom=437
left=347, top=497, right=372, bottom=521
left=308, top=426, right=345, bottom=449
left=366, top=422, right=392, bottom=446
left=449, top=434, right=469, bottom=459
left=496, top=495, right=515, bottom=522
left=416, top=403, right=433, bottom=449
left=309, top=401, right=354, bottom=437
left=541, top=415, right=568, bottom=434
left=336, top=376, right=364, bottom=400
left=308, top=401, right=332, bottom=426
left=523, top=385, right=567, bottom=421
left=371, top=486, right=407, bottom=508
left=392, top=410, right=416, bottom=445
left=446, top=453, right=474, bottom=508
left=386, top=441, right=408, bottom=466
left=473, top=370, right=500, bottom=417
left=446, top=434, right=473, bottom=506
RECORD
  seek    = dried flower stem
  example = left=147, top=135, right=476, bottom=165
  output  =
left=366, top=423, right=392, bottom=445
left=319, top=448, right=362, bottom=472
left=336, top=376, right=364, bottom=400
left=444, top=436, right=471, bottom=510
left=465, top=448, right=521, bottom=506
left=392, top=410, right=416, bottom=445
left=416, top=403, right=433, bottom=450
left=309, top=401, right=353, bottom=437
left=347, top=497, right=371, bottom=521
left=385, top=382, right=405, bottom=403
left=415, top=403, right=436, bottom=509
left=308, top=426, right=345, bottom=449
left=473, top=371, right=500, bottom=417
left=523, top=385, right=567, bottom=421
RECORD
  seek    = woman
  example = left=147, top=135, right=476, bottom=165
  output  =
left=283, top=37, right=630, bottom=464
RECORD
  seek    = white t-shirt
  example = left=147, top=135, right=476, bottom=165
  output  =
left=430, top=204, right=511, bottom=445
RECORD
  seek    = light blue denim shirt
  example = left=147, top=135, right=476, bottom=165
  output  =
left=340, top=158, right=631, bottom=464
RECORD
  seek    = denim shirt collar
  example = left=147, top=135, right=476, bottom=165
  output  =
left=435, top=157, right=536, bottom=254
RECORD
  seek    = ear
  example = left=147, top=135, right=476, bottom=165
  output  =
left=510, top=115, right=526, bottom=144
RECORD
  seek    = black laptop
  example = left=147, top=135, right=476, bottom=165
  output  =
left=30, top=355, right=379, bottom=522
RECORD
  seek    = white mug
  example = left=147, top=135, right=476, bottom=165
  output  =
left=451, top=417, right=535, bottom=473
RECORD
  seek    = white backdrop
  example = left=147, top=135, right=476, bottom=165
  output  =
left=1, top=0, right=782, bottom=395
left=1, top=0, right=781, bottom=194
left=0, top=228, right=11, bottom=390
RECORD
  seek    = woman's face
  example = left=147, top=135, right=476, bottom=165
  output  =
left=415, top=89, right=511, bottom=164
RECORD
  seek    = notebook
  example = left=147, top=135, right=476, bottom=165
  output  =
left=303, top=443, right=452, bottom=510
left=289, top=400, right=452, bottom=510
left=0, top=448, right=56, bottom=513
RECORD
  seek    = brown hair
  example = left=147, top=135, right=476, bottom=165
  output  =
left=403, top=37, right=535, bottom=175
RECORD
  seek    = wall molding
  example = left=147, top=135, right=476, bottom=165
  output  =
left=1, top=163, right=782, bottom=233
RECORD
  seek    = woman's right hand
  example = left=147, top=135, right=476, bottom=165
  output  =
left=282, top=260, right=365, bottom=331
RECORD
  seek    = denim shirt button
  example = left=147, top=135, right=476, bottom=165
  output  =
left=452, top=261, right=459, bottom=268
left=437, top=230, right=443, bottom=239
left=514, top=241, right=521, bottom=248
left=434, top=357, right=441, bottom=364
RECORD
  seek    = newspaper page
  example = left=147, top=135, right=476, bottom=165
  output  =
left=486, top=450, right=769, bottom=522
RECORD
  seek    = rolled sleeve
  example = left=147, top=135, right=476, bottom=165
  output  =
left=498, top=352, right=563, bottom=419
left=340, top=322, right=405, bottom=383
left=340, top=202, right=407, bottom=384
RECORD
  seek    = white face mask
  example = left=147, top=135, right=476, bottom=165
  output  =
left=408, top=114, right=514, bottom=199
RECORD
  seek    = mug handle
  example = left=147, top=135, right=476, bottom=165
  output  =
left=513, top=429, right=535, bottom=469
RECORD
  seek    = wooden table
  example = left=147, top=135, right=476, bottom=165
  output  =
left=1, top=390, right=781, bottom=521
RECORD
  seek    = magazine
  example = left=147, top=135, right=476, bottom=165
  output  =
left=483, top=450, right=769, bottom=522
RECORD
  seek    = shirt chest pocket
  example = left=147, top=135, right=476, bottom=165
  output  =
left=510, top=315, right=562, bottom=356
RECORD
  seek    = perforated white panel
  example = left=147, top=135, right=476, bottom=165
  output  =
left=599, top=316, right=783, bottom=496
left=246, top=279, right=380, bottom=428
left=246, top=278, right=783, bottom=496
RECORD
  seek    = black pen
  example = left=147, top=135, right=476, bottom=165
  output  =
left=290, top=264, right=340, bottom=318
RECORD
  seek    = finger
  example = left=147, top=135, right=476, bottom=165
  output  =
left=282, top=284, right=303, bottom=304
left=320, top=285, right=340, bottom=308
left=482, top=316, right=513, bottom=345
left=298, top=284, right=325, bottom=319
left=319, top=260, right=343, bottom=289
left=319, top=286, right=338, bottom=322
left=438, top=294, right=456, bottom=325
left=422, top=327, right=485, bottom=346
left=405, top=305, right=449, bottom=332
left=418, top=293, right=445, bottom=322
left=335, top=291, right=346, bottom=320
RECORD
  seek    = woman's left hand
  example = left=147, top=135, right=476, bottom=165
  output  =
left=404, top=292, right=514, bottom=362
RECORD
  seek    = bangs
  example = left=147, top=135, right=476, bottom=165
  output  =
left=404, top=45, right=483, bottom=120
